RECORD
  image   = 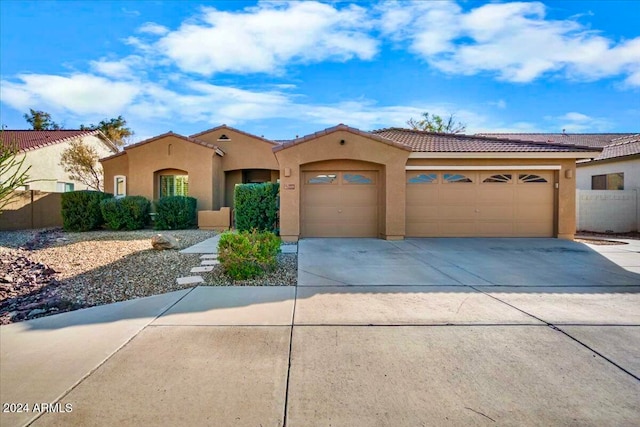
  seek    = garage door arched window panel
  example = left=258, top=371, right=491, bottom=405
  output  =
left=308, top=173, right=337, bottom=184
left=408, top=173, right=438, bottom=184
left=518, top=174, right=548, bottom=183
left=483, top=174, right=512, bottom=183
left=342, top=173, right=374, bottom=185
left=160, top=175, right=189, bottom=197
left=443, top=173, right=473, bottom=183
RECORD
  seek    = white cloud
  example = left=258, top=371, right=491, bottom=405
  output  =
left=561, top=112, right=590, bottom=122
left=379, top=1, right=640, bottom=85
left=549, top=111, right=613, bottom=132
left=153, top=2, right=377, bottom=75
left=138, top=22, right=169, bottom=36
left=90, top=56, right=144, bottom=79
left=488, top=99, right=507, bottom=109
left=0, top=74, right=140, bottom=116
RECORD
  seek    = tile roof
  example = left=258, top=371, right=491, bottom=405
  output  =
left=476, top=133, right=636, bottom=149
left=0, top=130, right=113, bottom=152
left=100, top=131, right=224, bottom=162
left=372, top=128, right=598, bottom=152
left=273, top=124, right=412, bottom=153
left=593, top=134, right=640, bottom=161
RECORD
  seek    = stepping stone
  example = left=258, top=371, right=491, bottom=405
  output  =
left=200, top=254, right=218, bottom=259
left=191, top=266, right=214, bottom=273
left=176, top=276, right=204, bottom=285
left=280, top=245, right=298, bottom=254
left=201, top=260, right=220, bottom=266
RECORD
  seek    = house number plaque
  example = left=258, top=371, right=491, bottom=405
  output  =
left=284, top=184, right=295, bottom=190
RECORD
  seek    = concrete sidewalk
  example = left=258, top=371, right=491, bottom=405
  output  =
left=1, top=238, right=639, bottom=426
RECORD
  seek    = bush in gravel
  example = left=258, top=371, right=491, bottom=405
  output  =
left=234, top=182, right=279, bottom=233
left=218, top=230, right=281, bottom=280
left=101, top=196, right=150, bottom=230
left=61, top=190, right=112, bottom=231
left=154, top=196, right=197, bottom=230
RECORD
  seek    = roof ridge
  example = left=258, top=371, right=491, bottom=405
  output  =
left=605, top=136, right=640, bottom=147
left=120, top=131, right=224, bottom=155
left=609, top=133, right=640, bottom=143
left=189, top=124, right=277, bottom=145
left=273, top=124, right=412, bottom=153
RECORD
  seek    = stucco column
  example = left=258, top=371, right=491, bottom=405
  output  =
left=384, top=161, right=407, bottom=240
left=557, top=161, right=576, bottom=239
left=278, top=165, right=300, bottom=242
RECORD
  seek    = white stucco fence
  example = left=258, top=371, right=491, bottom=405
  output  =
left=576, top=190, right=639, bottom=233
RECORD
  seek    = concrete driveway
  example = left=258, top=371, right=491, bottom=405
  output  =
left=1, top=238, right=639, bottom=426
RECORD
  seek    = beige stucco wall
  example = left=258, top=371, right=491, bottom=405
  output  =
left=576, top=157, right=640, bottom=191
left=406, top=157, right=577, bottom=239
left=102, top=135, right=221, bottom=210
left=274, top=130, right=410, bottom=241
left=195, top=128, right=280, bottom=171
left=5, top=135, right=116, bottom=192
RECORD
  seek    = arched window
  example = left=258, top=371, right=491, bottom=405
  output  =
left=444, top=173, right=473, bottom=183
left=483, top=174, right=512, bottom=183
left=519, top=174, right=548, bottom=183
left=408, top=173, right=437, bottom=184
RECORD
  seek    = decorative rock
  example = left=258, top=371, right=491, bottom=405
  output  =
left=151, top=234, right=179, bottom=250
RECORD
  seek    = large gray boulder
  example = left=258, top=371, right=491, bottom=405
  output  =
left=151, top=234, right=179, bottom=250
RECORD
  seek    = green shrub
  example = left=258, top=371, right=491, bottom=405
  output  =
left=100, top=196, right=150, bottom=230
left=218, top=230, right=281, bottom=280
left=154, top=196, right=197, bottom=230
left=234, top=182, right=279, bottom=233
left=61, top=190, right=113, bottom=231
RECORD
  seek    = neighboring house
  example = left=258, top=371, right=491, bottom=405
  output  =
left=476, top=133, right=638, bottom=191
left=575, top=134, right=640, bottom=191
left=102, top=124, right=598, bottom=241
left=1, top=130, right=118, bottom=192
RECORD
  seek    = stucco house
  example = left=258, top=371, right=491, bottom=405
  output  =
left=1, top=130, right=118, bottom=192
left=575, top=135, right=640, bottom=191
left=102, top=124, right=599, bottom=241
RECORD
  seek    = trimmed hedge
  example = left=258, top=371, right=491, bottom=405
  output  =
left=234, top=182, right=279, bottom=233
left=61, top=190, right=113, bottom=232
left=154, top=196, right=197, bottom=230
left=100, top=196, right=150, bottom=230
left=218, top=230, right=281, bottom=280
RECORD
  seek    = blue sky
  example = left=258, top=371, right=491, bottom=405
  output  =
left=1, top=0, right=639, bottom=142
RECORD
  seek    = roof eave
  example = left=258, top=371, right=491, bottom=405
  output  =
left=577, top=152, right=640, bottom=166
left=409, top=152, right=602, bottom=159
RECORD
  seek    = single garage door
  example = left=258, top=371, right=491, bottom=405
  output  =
left=406, top=170, right=555, bottom=237
left=302, top=171, right=378, bottom=237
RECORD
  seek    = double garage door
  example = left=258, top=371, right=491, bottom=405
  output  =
left=406, top=170, right=555, bottom=237
left=302, top=171, right=378, bottom=237
left=301, top=169, right=555, bottom=238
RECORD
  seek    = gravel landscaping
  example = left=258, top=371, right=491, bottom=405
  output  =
left=0, top=228, right=297, bottom=325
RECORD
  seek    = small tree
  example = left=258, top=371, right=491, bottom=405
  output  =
left=0, top=138, right=32, bottom=212
left=407, top=112, right=466, bottom=134
left=24, top=109, right=62, bottom=130
left=59, top=139, right=103, bottom=191
left=81, top=115, right=133, bottom=146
